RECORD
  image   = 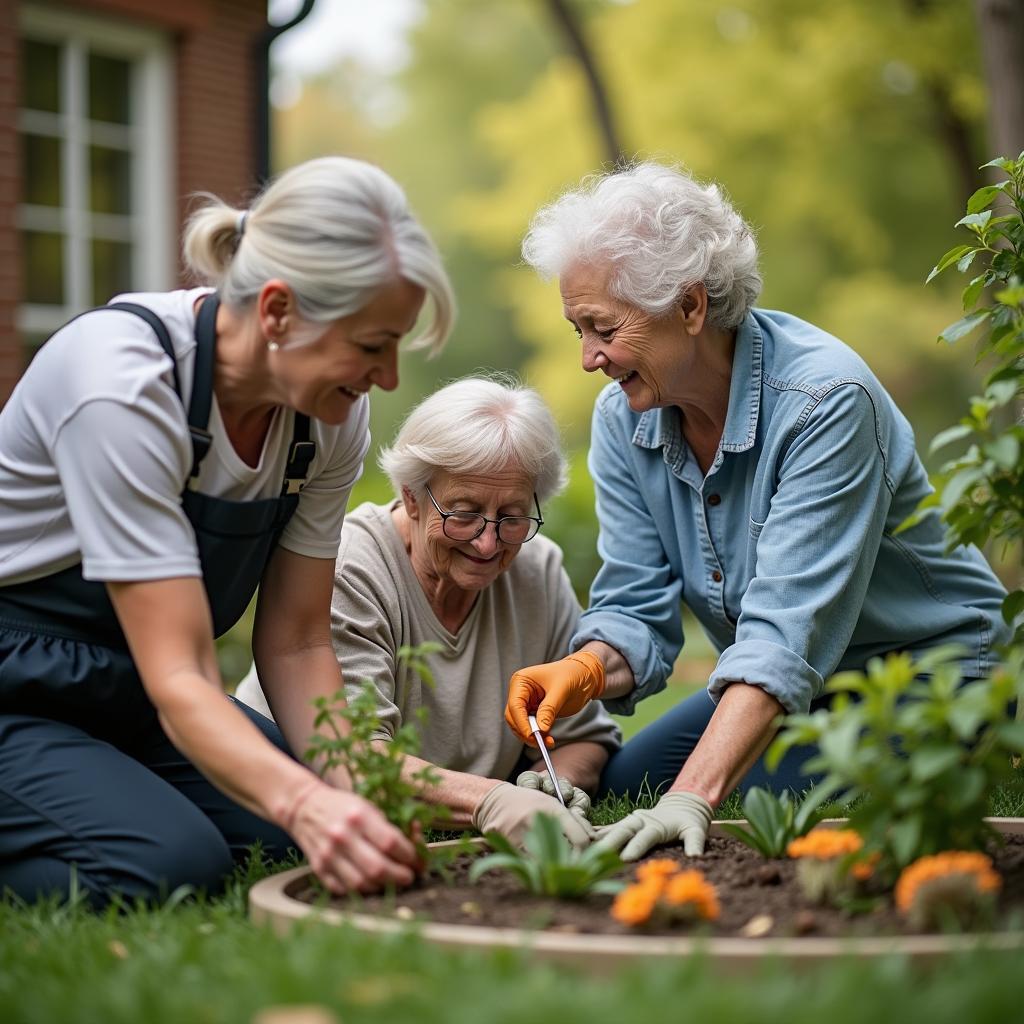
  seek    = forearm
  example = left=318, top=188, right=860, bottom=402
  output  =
left=370, top=742, right=498, bottom=827
left=256, top=639, right=352, bottom=789
left=156, top=672, right=319, bottom=829
left=533, top=740, right=608, bottom=795
left=578, top=640, right=635, bottom=699
left=670, top=682, right=784, bottom=807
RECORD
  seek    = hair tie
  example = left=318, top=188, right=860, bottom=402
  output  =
left=237, top=210, right=249, bottom=238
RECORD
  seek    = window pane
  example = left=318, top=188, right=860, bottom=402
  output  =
left=21, top=40, right=61, bottom=113
left=89, top=145, right=132, bottom=214
left=22, top=231, right=65, bottom=304
left=92, top=238, right=133, bottom=304
left=88, top=53, right=132, bottom=124
left=22, top=134, right=62, bottom=207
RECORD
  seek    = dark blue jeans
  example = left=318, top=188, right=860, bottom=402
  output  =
left=0, top=698, right=296, bottom=907
left=597, top=688, right=828, bottom=801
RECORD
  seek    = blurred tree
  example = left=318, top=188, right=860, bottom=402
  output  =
left=454, top=0, right=989, bottom=450
left=974, top=0, right=1024, bottom=159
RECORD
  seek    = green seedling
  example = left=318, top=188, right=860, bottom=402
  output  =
left=303, top=642, right=447, bottom=845
left=470, top=813, right=624, bottom=899
left=718, top=786, right=829, bottom=858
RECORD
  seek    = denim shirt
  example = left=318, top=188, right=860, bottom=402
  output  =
left=573, top=308, right=1010, bottom=716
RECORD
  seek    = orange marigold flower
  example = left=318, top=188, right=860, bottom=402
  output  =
left=895, top=851, right=1002, bottom=914
left=659, top=868, right=724, bottom=925
left=787, top=829, right=863, bottom=860
left=851, top=851, right=881, bottom=881
left=611, top=883, right=660, bottom=927
left=635, top=859, right=680, bottom=885
left=662, top=870, right=721, bottom=921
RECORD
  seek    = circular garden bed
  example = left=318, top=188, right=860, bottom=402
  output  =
left=249, top=818, right=1024, bottom=969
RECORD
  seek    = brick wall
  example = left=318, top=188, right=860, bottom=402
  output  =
left=0, top=2, right=21, bottom=403
left=0, top=0, right=267, bottom=404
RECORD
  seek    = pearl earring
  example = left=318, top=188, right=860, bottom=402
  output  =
left=267, top=339, right=280, bottom=353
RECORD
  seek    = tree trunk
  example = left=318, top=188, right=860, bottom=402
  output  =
left=544, top=0, right=624, bottom=165
left=974, top=0, right=1024, bottom=160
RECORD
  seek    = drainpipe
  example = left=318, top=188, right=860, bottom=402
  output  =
left=256, top=0, right=317, bottom=183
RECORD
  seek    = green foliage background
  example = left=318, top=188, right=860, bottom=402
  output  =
left=214, top=0, right=1019, bottom=684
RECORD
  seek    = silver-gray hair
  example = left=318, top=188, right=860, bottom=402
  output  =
left=378, top=375, right=568, bottom=501
left=182, top=156, right=455, bottom=352
left=522, top=161, right=761, bottom=329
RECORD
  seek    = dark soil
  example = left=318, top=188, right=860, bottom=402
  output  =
left=286, top=834, right=1024, bottom=939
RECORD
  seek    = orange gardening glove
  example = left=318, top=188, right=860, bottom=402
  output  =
left=504, top=651, right=606, bottom=748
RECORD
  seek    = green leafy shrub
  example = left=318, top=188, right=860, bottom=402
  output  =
left=768, top=646, right=1024, bottom=872
left=718, top=786, right=829, bottom=858
left=303, top=643, right=446, bottom=841
left=469, top=814, right=624, bottom=899
left=913, top=152, right=1024, bottom=640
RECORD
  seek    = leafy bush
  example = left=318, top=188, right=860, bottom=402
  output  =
left=768, top=646, right=1024, bottom=871
left=303, top=643, right=445, bottom=841
left=718, top=786, right=828, bottom=858
left=914, top=152, right=1024, bottom=640
left=469, top=814, right=624, bottom=899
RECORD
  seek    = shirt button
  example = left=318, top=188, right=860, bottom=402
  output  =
left=707, top=493, right=721, bottom=506
left=711, top=570, right=723, bottom=583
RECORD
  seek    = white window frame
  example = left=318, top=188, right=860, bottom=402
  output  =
left=17, top=5, right=175, bottom=341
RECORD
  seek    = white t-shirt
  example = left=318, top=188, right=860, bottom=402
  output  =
left=0, top=289, right=369, bottom=585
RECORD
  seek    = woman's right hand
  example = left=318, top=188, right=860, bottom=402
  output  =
left=504, top=651, right=606, bottom=747
left=284, top=778, right=421, bottom=895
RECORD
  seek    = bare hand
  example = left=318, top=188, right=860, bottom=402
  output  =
left=287, top=780, right=421, bottom=895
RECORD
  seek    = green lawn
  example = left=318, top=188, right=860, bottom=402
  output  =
left=2, top=864, right=1022, bottom=1024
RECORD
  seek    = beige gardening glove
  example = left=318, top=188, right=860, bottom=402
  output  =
left=472, top=781, right=595, bottom=850
left=593, top=791, right=713, bottom=860
left=515, top=770, right=592, bottom=823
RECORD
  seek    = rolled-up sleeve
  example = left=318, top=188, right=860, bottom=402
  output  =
left=709, top=383, right=894, bottom=713
left=571, top=395, right=684, bottom=715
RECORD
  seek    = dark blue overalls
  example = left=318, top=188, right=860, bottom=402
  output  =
left=0, top=296, right=311, bottom=905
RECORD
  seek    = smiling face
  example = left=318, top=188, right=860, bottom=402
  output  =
left=269, top=278, right=425, bottom=425
left=403, top=467, right=537, bottom=597
left=559, top=262, right=695, bottom=413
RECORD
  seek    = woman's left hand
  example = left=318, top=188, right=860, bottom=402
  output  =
left=593, top=791, right=713, bottom=860
left=515, top=770, right=591, bottom=820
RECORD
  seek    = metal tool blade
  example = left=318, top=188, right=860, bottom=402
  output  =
left=527, top=713, right=567, bottom=807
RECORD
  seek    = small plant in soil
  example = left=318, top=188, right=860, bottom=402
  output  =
left=718, top=786, right=828, bottom=858
left=769, top=645, right=1024, bottom=872
left=470, top=813, right=624, bottom=898
left=303, top=643, right=446, bottom=844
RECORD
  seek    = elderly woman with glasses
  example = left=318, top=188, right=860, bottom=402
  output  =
left=237, top=377, right=621, bottom=848
left=503, top=161, right=1010, bottom=862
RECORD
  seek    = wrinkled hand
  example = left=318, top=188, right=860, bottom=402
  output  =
left=504, top=652, right=605, bottom=748
left=473, top=781, right=595, bottom=850
left=515, top=770, right=591, bottom=822
left=594, top=792, right=713, bottom=861
left=285, top=778, right=422, bottom=895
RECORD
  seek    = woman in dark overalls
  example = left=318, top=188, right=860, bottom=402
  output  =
left=0, top=156, right=455, bottom=905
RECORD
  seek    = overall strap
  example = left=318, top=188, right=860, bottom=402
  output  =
left=107, top=302, right=182, bottom=399
left=107, top=300, right=205, bottom=478
left=188, top=292, right=317, bottom=492
left=282, top=414, right=315, bottom=495
left=187, top=294, right=219, bottom=478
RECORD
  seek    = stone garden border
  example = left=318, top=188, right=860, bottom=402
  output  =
left=248, top=818, right=1024, bottom=972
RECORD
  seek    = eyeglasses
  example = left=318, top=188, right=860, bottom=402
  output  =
left=424, top=485, right=544, bottom=544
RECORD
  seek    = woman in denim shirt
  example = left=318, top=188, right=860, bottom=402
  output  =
left=503, top=162, right=1011, bottom=862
